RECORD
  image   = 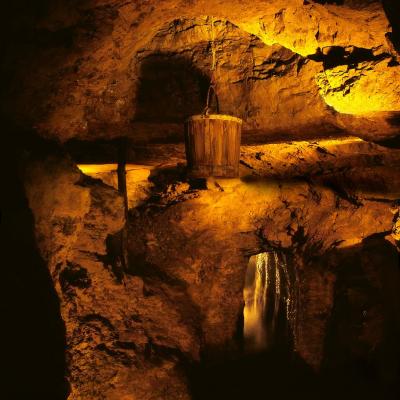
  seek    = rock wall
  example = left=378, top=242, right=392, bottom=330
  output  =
left=4, top=1, right=400, bottom=398
left=128, top=165, right=397, bottom=369
left=3, top=139, right=68, bottom=398
left=132, top=17, right=333, bottom=140
left=2, top=0, right=400, bottom=144
left=17, top=135, right=400, bottom=398
left=23, top=147, right=197, bottom=399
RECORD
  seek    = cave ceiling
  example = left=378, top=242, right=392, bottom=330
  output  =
left=2, top=0, right=400, bottom=145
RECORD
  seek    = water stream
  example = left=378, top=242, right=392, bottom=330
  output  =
left=243, top=252, right=294, bottom=352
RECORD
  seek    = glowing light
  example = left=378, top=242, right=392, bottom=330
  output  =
left=243, top=252, right=294, bottom=352
left=77, top=164, right=152, bottom=181
left=316, top=63, right=400, bottom=115
left=77, top=164, right=153, bottom=209
left=77, top=163, right=119, bottom=174
left=243, top=252, right=270, bottom=351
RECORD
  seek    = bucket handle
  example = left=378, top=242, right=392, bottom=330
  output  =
left=203, top=84, right=220, bottom=115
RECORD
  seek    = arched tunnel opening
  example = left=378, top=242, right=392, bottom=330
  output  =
left=134, top=53, right=211, bottom=124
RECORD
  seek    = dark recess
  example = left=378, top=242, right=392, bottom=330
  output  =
left=323, top=236, right=400, bottom=400
left=313, top=0, right=344, bottom=4
left=383, top=0, right=400, bottom=53
left=134, top=54, right=210, bottom=123
left=309, top=46, right=390, bottom=69
left=1, top=133, right=69, bottom=399
left=188, top=239, right=400, bottom=400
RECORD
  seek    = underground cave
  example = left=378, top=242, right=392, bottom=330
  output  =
left=2, top=1, right=400, bottom=399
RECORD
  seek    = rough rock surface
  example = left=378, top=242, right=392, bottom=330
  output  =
left=2, top=0, right=400, bottom=143
left=78, top=163, right=154, bottom=209
left=125, top=139, right=400, bottom=379
left=132, top=17, right=333, bottom=140
left=23, top=151, right=198, bottom=399
left=316, top=57, right=400, bottom=114
left=20, top=137, right=399, bottom=399
left=4, top=1, right=400, bottom=398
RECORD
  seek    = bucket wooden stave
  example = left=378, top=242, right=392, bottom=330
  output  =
left=184, top=114, right=242, bottom=178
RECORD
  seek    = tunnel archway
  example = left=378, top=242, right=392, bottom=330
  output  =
left=134, top=54, right=210, bottom=124
left=186, top=249, right=316, bottom=400
left=129, top=15, right=339, bottom=145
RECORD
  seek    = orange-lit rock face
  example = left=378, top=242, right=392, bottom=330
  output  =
left=24, top=153, right=199, bottom=400
left=77, top=163, right=153, bottom=208
left=5, top=1, right=400, bottom=399
left=21, top=135, right=400, bottom=399
left=134, top=17, right=330, bottom=137
left=3, top=0, right=400, bottom=143
left=316, top=58, right=400, bottom=114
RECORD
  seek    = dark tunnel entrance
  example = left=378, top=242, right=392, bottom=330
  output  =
left=134, top=53, right=211, bottom=124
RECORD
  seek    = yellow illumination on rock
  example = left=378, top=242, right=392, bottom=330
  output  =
left=316, top=61, right=400, bottom=115
left=77, top=164, right=118, bottom=175
left=243, top=252, right=270, bottom=351
left=77, top=164, right=153, bottom=209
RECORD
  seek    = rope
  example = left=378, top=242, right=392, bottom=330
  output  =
left=202, top=16, right=220, bottom=115
left=209, top=16, right=217, bottom=71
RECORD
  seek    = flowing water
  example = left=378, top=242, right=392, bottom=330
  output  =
left=243, top=252, right=294, bottom=352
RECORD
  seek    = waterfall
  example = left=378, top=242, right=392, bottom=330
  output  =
left=243, top=253, right=269, bottom=350
left=243, top=252, right=294, bottom=352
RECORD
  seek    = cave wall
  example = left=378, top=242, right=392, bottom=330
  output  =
left=323, top=237, right=400, bottom=397
left=22, top=145, right=202, bottom=399
left=3, top=1, right=400, bottom=399
left=14, top=134, right=400, bottom=399
left=127, top=171, right=397, bottom=369
left=131, top=17, right=334, bottom=141
left=1, top=0, right=400, bottom=144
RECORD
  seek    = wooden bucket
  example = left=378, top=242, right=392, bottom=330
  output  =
left=184, top=114, right=242, bottom=178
